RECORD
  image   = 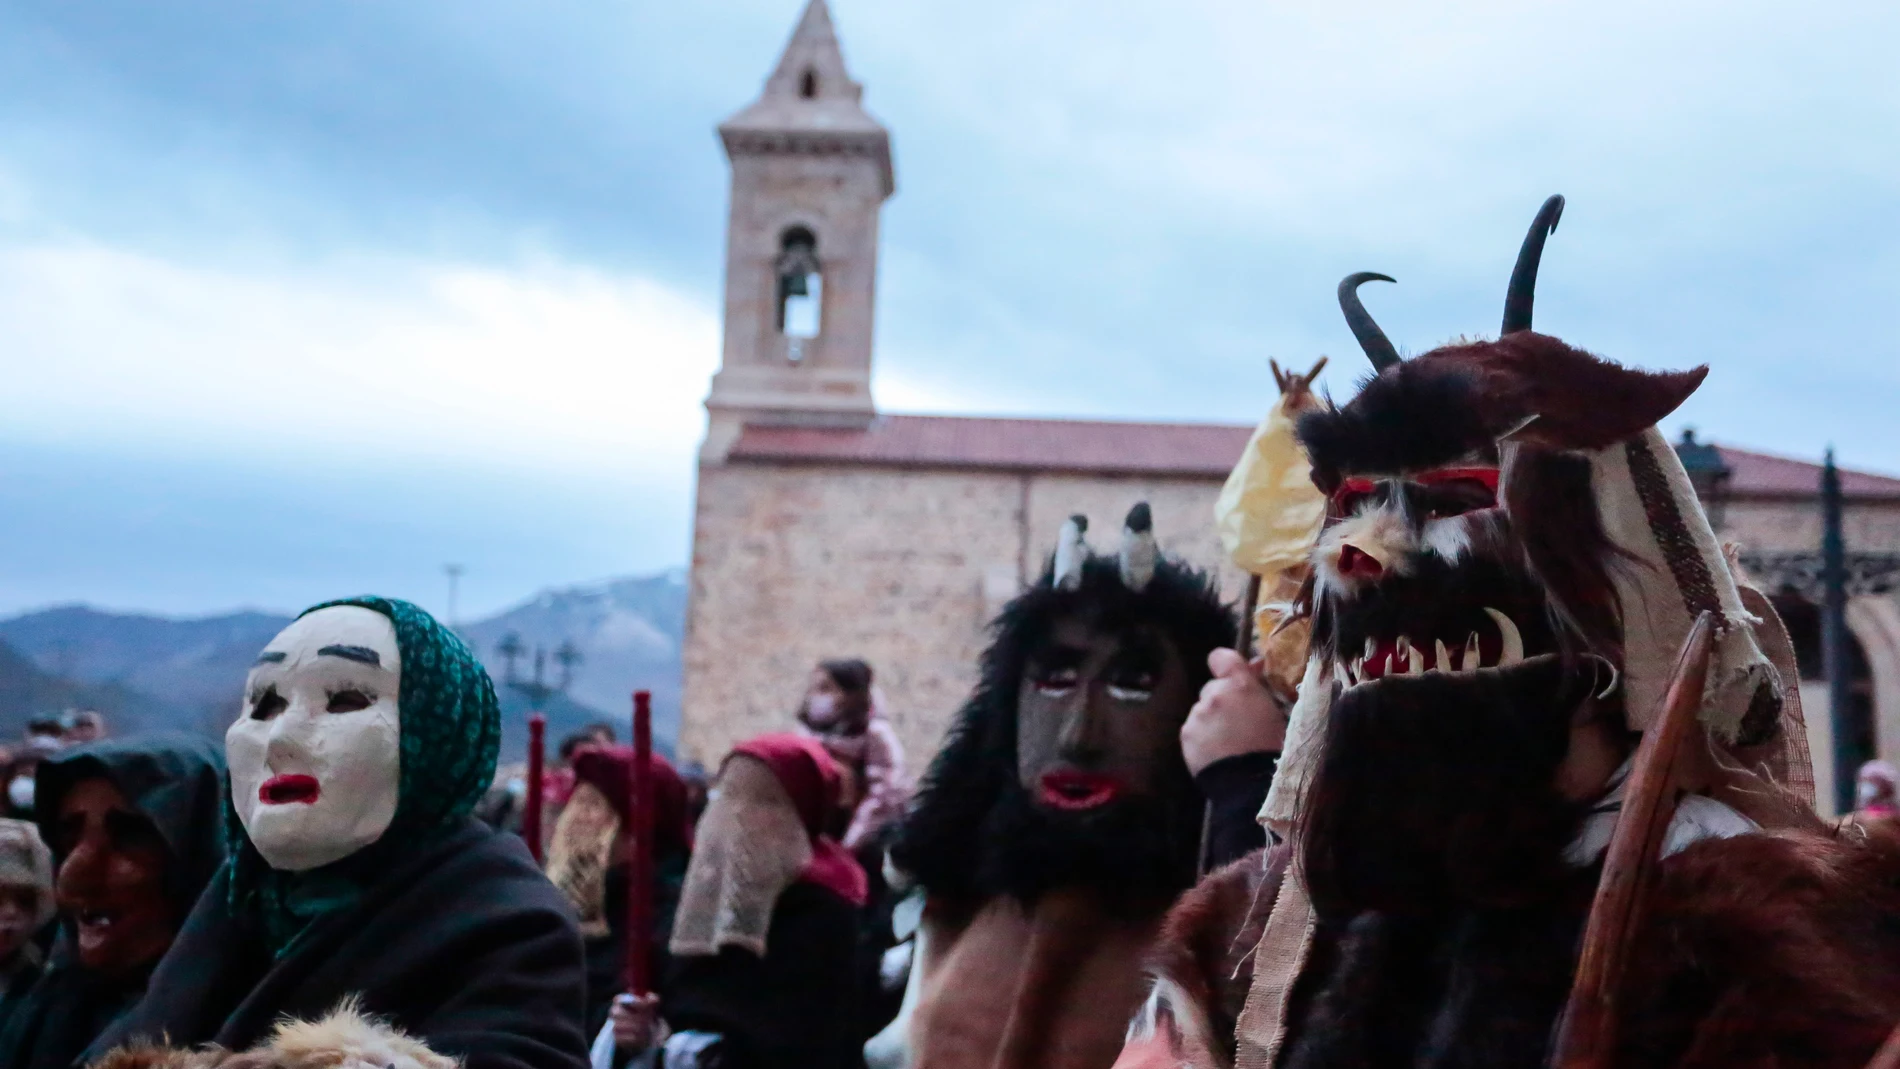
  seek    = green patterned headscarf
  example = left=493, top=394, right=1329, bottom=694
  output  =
left=228, top=595, right=501, bottom=957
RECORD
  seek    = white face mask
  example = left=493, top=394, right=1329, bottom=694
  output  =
left=6, top=777, right=32, bottom=811
left=229, top=606, right=403, bottom=872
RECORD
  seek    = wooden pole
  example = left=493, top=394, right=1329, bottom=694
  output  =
left=624, top=690, right=655, bottom=994
left=523, top=712, right=546, bottom=864
left=1551, top=611, right=1715, bottom=1069
left=1198, top=573, right=1266, bottom=875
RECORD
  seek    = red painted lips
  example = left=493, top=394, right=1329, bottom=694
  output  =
left=260, top=774, right=320, bottom=805
left=1037, top=770, right=1122, bottom=811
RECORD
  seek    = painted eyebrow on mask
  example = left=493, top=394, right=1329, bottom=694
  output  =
left=317, top=645, right=382, bottom=666
left=253, top=651, right=287, bottom=665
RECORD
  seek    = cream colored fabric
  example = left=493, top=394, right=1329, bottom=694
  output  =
left=1259, top=656, right=1332, bottom=833
left=1586, top=428, right=1779, bottom=743
left=0, top=819, right=53, bottom=929
left=1215, top=394, right=1327, bottom=579
left=545, top=781, right=621, bottom=938
left=669, top=754, right=813, bottom=958
left=1233, top=866, right=1315, bottom=1069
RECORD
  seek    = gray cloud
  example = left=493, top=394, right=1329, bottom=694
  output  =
left=1, top=0, right=1897, bottom=614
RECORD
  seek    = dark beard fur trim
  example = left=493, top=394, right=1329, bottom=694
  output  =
left=974, top=782, right=1200, bottom=921
left=1298, top=333, right=1705, bottom=486
left=1281, top=879, right=1595, bottom=1069
left=1298, top=656, right=1590, bottom=921
left=890, top=554, right=1233, bottom=908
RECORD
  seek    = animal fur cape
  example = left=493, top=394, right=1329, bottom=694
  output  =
left=1117, top=820, right=1900, bottom=1069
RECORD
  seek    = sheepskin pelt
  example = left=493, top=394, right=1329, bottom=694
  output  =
left=1295, top=332, right=1706, bottom=488
left=1126, top=822, right=1900, bottom=1069
left=87, top=1003, right=457, bottom=1069
left=889, top=553, right=1234, bottom=918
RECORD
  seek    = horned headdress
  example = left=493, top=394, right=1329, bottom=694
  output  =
left=1262, top=195, right=1805, bottom=830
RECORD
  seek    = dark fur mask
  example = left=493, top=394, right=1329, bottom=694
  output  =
left=890, top=555, right=1233, bottom=917
left=1298, top=655, right=1593, bottom=921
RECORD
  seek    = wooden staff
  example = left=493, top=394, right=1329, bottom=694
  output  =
left=624, top=690, right=656, bottom=995
left=1551, top=611, right=1715, bottom=1069
left=523, top=712, right=546, bottom=864
left=1198, top=572, right=1265, bottom=875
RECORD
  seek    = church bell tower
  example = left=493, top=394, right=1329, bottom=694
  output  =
left=703, top=0, right=894, bottom=459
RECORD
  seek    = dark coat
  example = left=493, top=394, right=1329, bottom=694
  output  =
left=661, top=882, right=863, bottom=1069
left=0, top=732, right=226, bottom=1069
left=86, top=818, right=590, bottom=1069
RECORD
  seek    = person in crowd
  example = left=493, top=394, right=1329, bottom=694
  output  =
left=5, top=732, right=66, bottom=820
left=1856, top=759, right=1900, bottom=823
left=611, top=733, right=866, bottom=1069
left=65, top=713, right=107, bottom=746
left=85, top=596, right=589, bottom=1069
left=0, top=818, right=55, bottom=1029
left=796, top=659, right=909, bottom=855
left=884, top=504, right=1235, bottom=1069
left=545, top=743, right=694, bottom=1037
left=0, top=732, right=226, bottom=1069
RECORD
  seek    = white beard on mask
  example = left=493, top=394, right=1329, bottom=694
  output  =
left=229, top=606, right=403, bottom=872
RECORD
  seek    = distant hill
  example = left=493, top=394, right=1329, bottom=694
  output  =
left=0, top=637, right=168, bottom=734
left=462, top=571, right=686, bottom=761
left=0, top=570, right=687, bottom=758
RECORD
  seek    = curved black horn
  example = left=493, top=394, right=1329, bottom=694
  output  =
left=1338, top=272, right=1400, bottom=371
left=1501, top=194, right=1565, bottom=335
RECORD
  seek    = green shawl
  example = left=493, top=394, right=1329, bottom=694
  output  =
left=226, top=595, right=501, bottom=958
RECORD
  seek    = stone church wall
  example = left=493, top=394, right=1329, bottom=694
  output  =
left=679, top=460, right=1247, bottom=767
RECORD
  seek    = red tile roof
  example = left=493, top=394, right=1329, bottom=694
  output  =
left=729, top=414, right=1252, bottom=477
left=728, top=414, right=1900, bottom=499
left=1717, top=446, right=1900, bottom=499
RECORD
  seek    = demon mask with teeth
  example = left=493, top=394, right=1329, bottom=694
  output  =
left=1269, top=196, right=1786, bottom=919
left=890, top=505, right=1234, bottom=918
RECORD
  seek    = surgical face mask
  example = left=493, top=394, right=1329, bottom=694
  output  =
left=6, top=777, right=32, bottom=812
left=229, top=606, right=403, bottom=871
left=804, top=693, right=839, bottom=727
left=1860, top=779, right=1888, bottom=806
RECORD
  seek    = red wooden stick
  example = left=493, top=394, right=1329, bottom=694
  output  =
left=523, top=712, right=546, bottom=864
left=625, top=690, right=655, bottom=994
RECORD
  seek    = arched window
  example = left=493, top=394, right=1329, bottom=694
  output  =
left=799, top=68, right=819, bottom=99
left=775, top=227, right=822, bottom=355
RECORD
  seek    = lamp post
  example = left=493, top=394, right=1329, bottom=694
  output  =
left=1821, top=448, right=1857, bottom=815
left=1674, top=428, right=1732, bottom=531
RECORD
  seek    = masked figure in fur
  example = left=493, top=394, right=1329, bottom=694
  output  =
left=88, top=597, right=590, bottom=1069
left=887, top=505, right=1236, bottom=1069
left=1116, top=198, right=1900, bottom=1069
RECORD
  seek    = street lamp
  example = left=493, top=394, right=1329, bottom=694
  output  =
left=1674, top=428, right=1732, bottom=530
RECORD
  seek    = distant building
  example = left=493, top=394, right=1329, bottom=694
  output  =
left=679, top=1, right=1900, bottom=811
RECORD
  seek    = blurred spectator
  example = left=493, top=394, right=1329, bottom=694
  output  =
left=5, top=736, right=67, bottom=820
left=1856, top=760, right=1900, bottom=823
left=0, top=732, right=226, bottom=1069
left=612, top=735, right=865, bottom=1069
left=0, top=819, right=54, bottom=1030
left=795, top=660, right=909, bottom=853
left=546, top=745, right=694, bottom=1038
left=64, top=713, right=106, bottom=746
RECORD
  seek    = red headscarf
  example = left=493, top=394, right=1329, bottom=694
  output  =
left=569, top=745, right=694, bottom=856
left=731, top=733, right=867, bottom=906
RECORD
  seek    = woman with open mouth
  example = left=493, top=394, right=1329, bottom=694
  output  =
left=0, top=732, right=225, bottom=1069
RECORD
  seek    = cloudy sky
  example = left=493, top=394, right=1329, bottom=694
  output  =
left=3, top=0, right=1896, bottom=620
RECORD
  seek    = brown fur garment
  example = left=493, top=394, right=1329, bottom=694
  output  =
left=1621, top=820, right=1900, bottom=1069
left=1120, top=848, right=1279, bottom=1069
left=1124, top=821, right=1900, bottom=1069
left=88, top=1001, right=459, bottom=1069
